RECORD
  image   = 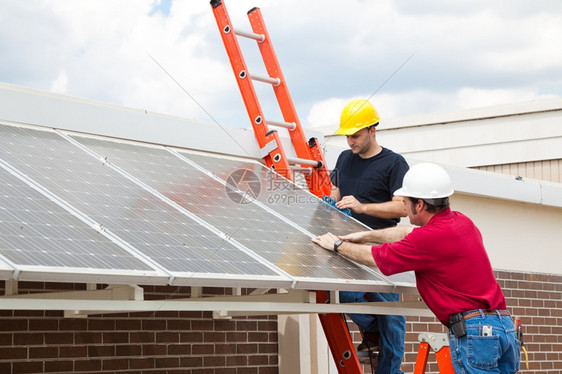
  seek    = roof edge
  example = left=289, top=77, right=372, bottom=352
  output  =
left=410, top=160, right=562, bottom=208
left=323, top=97, right=562, bottom=135
left=0, top=82, right=324, bottom=161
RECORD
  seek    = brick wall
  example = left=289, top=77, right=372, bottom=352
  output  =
left=0, top=284, right=279, bottom=374
left=353, top=271, right=562, bottom=373
left=1, top=271, right=561, bottom=374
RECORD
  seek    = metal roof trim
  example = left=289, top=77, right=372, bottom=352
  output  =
left=408, top=160, right=562, bottom=208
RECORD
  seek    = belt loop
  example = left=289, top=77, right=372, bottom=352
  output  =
left=495, top=310, right=501, bottom=318
left=479, top=309, right=484, bottom=318
left=498, top=310, right=507, bottom=330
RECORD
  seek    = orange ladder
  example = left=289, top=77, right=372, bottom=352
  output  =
left=315, top=291, right=370, bottom=373
left=211, top=2, right=362, bottom=373
left=413, top=333, right=455, bottom=374
left=210, top=0, right=331, bottom=198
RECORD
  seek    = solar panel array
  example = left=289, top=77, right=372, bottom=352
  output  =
left=0, top=122, right=415, bottom=292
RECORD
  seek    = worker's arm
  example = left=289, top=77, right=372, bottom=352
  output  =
left=335, top=195, right=406, bottom=219
left=311, top=232, right=377, bottom=266
left=340, top=225, right=413, bottom=244
left=330, top=186, right=341, bottom=202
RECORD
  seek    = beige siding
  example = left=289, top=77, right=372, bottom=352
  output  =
left=475, top=159, right=562, bottom=183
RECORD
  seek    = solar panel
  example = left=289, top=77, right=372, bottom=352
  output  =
left=0, top=164, right=166, bottom=284
left=0, top=124, right=291, bottom=288
left=0, top=121, right=415, bottom=292
left=70, top=136, right=399, bottom=291
left=178, top=152, right=416, bottom=288
left=183, top=152, right=370, bottom=236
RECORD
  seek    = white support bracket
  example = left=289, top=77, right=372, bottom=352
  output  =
left=63, top=284, right=144, bottom=318
left=213, top=289, right=314, bottom=319
left=258, top=139, right=279, bottom=159
left=190, top=287, right=203, bottom=298
left=1, top=284, right=144, bottom=318
left=4, top=279, right=18, bottom=296
left=0, top=288, right=432, bottom=319
left=418, top=332, right=450, bottom=352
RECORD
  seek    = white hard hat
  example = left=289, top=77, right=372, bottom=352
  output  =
left=394, top=163, right=454, bottom=199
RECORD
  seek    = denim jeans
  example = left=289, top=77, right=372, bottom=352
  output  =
left=449, top=310, right=520, bottom=374
left=340, top=291, right=405, bottom=374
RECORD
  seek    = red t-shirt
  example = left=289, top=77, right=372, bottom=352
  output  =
left=372, top=209, right=506, bottom=325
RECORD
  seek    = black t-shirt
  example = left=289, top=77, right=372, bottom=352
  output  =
left=330, top=147, right=409, bottom=229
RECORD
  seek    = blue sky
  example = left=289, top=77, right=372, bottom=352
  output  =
left=2, top=0, right=562, bottom=131
left=149, top=0, right=172, bottom=16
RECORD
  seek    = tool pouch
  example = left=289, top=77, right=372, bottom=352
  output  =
left=449, top=312, right=467, bottom=338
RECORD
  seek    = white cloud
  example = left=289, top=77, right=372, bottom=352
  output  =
left=1, top=0, right=561, bottom=130
left=50, top=71, right=68, bottom=94
left=306, top=98, right=349, bottom=130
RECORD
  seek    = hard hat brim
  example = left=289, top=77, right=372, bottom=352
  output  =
left=334, top=122, right=379, bottom=136
left=393, top=187, right=408, bottom=197
left=393, top=187, right=454, bottom=198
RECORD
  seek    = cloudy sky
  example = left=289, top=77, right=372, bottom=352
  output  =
left=2, top=0, right=562, bottom=131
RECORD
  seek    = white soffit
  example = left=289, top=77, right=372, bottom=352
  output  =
left=0, top=82, right=323, bottom=161
left=407, top=160, right=562, bottom=208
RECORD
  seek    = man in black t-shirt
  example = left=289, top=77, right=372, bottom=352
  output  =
left=330, top=99, right=408, bottom=374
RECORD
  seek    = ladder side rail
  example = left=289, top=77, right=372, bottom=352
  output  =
left=210, top=0, right=293, bottom=181
left=414, top=336, right=456, bottom=374
left=413, top=342, right=430, bottom=374
left=246, top=8, right=308, bottom=153
left=247, top=7, right=332, bottom=197
left=316, top=291, right=364, bottom=374
left=435, top=346, right=456, bottom=374
left=308, top=137, right=333, bottom=197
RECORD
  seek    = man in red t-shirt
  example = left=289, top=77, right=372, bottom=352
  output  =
left=313, top=163, right=520, bottom=373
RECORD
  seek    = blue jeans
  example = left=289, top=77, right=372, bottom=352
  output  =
left=340, top=291, right=405, bottom=374
left=449, top=310, right=520, bottom=373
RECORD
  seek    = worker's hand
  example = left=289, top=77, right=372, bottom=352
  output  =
left=311, top=232, right=339, bottom=252
left=339, top=231, right=368, bottom=244
left=336, top=195, right=364, bottom=213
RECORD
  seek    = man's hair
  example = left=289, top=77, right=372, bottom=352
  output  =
left=408, top=196, right=450, bottom=214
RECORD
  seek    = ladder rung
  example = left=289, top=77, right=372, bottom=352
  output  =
left=267, top=120, right=296, bottom=131
left=251, top=73, right=281, bottom=87
left=287, top=157, right=321, bottom=168
left=234, top=28, right=265, bottom=42
left=291, top=166, right=313, bottom=176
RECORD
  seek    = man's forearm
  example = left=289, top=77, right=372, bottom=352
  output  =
left=342, top=226, right=412, bottom=244
left=337, top=241, right=377, bottom=266
left=360, top=199, right=406, bottom=219
left=368, top=225, right=412, bottom=243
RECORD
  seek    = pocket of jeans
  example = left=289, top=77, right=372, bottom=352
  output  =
left=467, top=335, right=500, bottom=369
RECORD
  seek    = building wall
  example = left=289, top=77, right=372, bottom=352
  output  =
left=0, top=283, right=279, bottom=374
left=475, top=159, right=562, bottom=184
left=322, top=98, right=562, bottom=171
left=1, top=272, right=561, bottom=374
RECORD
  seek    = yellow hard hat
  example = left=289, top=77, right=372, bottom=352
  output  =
left=335, top=99, right=380, bottom=135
